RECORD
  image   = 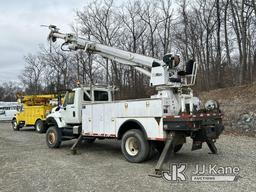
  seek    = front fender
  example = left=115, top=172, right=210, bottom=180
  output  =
left=46, top=111, right=67, bottom=128
left=45, top=116, right=58, bottom=128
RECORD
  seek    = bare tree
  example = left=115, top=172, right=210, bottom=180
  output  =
left=0, top=82, right=22, bottom=101
left=19, top=53, right=45, bottom=94
left=17, top=0, right=256, bottom=97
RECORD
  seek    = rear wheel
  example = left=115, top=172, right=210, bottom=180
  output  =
left=35, top=119, right=45, bottom=133
left=46, top=126, right=62, bottom=148
left=121, top=129, right=150, bottom=163
left=12, top=119, right=20, bottom=131
left=147, top=141, right=155, bottom=160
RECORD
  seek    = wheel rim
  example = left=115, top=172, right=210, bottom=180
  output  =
left=48, top=132, right=56, bottom=144
left=36, top=122, right=42, bottom=132
left=125, top=137, right=139, bottom=156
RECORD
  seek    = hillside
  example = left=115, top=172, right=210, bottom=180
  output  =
left=199, top=83, right=256, bottom=137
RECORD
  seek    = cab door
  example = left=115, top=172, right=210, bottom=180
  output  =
left=61, top=91, right=77, bottom=124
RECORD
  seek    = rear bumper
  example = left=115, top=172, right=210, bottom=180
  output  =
left=163, top=113, right=224, bottom=140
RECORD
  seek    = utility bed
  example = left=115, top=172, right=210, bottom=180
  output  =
left=82, top=98, right=166, bottom=139
left=81, top=98, right=223, bottom=141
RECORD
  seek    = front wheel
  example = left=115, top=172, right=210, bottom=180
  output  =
left=46, top=126, right=62, bottom=148
left=12, top=119, right=20, bottom=131
left=121, top=129, right=150, bottom=163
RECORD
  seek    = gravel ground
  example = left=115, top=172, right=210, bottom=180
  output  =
left=0, top=122, right=255, bottom=192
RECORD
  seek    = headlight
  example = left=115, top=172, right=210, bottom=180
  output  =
left=205, top=100, right=219, bottom=111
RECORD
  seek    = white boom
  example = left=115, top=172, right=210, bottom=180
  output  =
left=47, top=25, right=197, bottom=88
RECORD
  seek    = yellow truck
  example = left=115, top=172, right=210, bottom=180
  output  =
left=12, top=94, right=58, bottom=133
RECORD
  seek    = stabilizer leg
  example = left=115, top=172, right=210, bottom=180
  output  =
left=70, top=134, right=83, bottom=155
left=206, top=139, right=217, bottom=154
left=149, top=132, right=175, bottom=177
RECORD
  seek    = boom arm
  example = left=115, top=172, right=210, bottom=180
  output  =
left=48, top=26, right=166, bottom=78
left=46, top=25, right=197, bottom=87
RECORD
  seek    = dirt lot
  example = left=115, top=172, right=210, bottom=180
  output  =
left=0, top=122, right=255, bottom=192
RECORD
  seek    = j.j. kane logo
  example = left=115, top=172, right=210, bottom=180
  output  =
left=162, top=163, right=240, bottom=182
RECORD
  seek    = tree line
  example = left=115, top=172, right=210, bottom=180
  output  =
left=1, top=0, right=256, bottom=101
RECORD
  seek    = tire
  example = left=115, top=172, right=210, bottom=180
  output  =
left=147, top=141, right=155, bottom=160
left=121, top=129, right=150, bottom=163
left=155, top=141, right=165, bottom=154
left=155, top=141, right=183, bottom=153
left=46, top=126, right=62, bottom=148
left=12, top=119, right=20, bottom=131
left=35, top=119, right=46, bottom=133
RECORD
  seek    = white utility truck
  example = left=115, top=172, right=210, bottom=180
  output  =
left=44, top=25, right=224, bottom=175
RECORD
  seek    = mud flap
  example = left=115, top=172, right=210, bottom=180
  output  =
left=191, top=122, right=223, bottom=153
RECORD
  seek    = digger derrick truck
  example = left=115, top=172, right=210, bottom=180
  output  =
left=44, top=25, right=224, bottom=175
left=12, top=94, right=58, bottom=133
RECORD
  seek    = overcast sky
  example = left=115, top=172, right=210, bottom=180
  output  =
left=0, top=0, right=86, bottom=84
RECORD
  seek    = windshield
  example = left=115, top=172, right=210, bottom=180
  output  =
left=63, top=91, right=75, bottom=107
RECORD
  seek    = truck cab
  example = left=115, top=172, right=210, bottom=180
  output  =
left=45, top=86, right=113, bottom=140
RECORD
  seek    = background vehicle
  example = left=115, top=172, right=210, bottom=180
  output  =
left=44, top=26, right=224, bottom=175
left=12, top=94, right=58, bottom=133
left=0, top=102, right=20, bottom=121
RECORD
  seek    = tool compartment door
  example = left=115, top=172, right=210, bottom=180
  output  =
left=82, top=105, right=93, bottom=134
left=82, top=104, right=105, bottom=135
left=91, top=104, right=104, bottom=135
left=82, top=103, right=116, bottom=136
